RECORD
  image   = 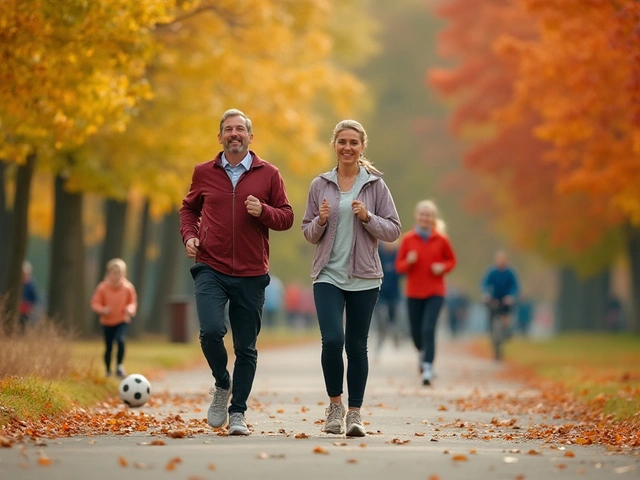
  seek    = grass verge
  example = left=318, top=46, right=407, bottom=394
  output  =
left=496, top=333, right=640, bottom=422
left=0, top=325, right=318, bottom=428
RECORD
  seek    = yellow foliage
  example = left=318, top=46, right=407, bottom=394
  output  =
left=0, top=0, right=176, bottom=161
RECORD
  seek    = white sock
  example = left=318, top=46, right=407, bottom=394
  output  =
left=422, top=362, right=432, bottom=379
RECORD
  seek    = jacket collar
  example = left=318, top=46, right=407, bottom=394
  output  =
left=212, top=150, right=265, bottom=169
left=320, top=166, right=380, bottom=185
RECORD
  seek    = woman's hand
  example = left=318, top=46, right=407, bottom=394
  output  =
left=351, top=200, right=369, bottom=222
left=431, top=262, right=445, bottom=275
left=318, top=198, right=330, bottom=226
left=406, top=250, right=418, bottom=264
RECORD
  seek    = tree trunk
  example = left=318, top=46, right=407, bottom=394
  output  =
left=99, top=198, right=128, bottom=275
left=48, top=173, right=86, bottom=333
left=625, top=223, right=640, bottom=333
left=557, top=267, right=580, bottom=332
left=88, top=197, right=129, bottom=334
left=2, top=153, right=36, bottom=331
left=146, top=211, right=181, bottom=334
left=130, top=198, right=151, bottom=337
left=0, top=161, right=13, bottom=292
left=557, top=266, right=610, bottom=331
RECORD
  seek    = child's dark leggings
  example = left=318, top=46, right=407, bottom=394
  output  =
left=313, top=282, right=379, bottom=409
left=407, top=296, right=444, bottom=364
left=103, top=322, right=128, bottom=372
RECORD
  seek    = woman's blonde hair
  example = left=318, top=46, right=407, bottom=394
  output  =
left=106, top=258, right=127, bottom=277
left=415, top=199, right=446, bottom=234
left=331, top=119, right=382, bottom=175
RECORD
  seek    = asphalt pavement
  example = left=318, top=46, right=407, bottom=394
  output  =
left=1, top=332, right=638, bottom=480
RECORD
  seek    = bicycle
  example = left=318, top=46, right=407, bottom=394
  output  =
left=485, top=297, right=514, bottom=361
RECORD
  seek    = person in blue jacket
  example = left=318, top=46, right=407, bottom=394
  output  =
left=481, top=250, right=519, bottom=358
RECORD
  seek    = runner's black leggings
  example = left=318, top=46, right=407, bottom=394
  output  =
left=407, top=296, right=444, bottom=364
left=313, top=283, right=379, bottom=409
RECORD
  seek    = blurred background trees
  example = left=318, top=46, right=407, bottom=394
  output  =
left=1, top=0, right=638, bottom=334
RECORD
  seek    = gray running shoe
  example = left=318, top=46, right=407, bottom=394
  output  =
left=207, top=384, right=231, bottom=428
left=228, top=412, right=250, bottom=436
left=345, top=410, right=366, bottom=437
left=323, top=403, right=346, bottom=434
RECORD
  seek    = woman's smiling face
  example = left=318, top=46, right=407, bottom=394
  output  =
left=334, top=128, right=363, bottom=168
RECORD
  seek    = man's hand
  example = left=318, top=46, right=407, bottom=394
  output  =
left=245, top=195, right=263, bottom=217
left=503, top=295, right=515, bottom=305
left=185, top=237, right=199, bottom=258
left=319, top=198, right=330, bottom=226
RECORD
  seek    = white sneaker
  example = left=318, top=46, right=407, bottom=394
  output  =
left=422, top=362, right=433, bottom=386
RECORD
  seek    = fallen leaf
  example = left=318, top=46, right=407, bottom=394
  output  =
left=208, top=463, right=216, bottom=470
left=564, top=451, right=575, bottom=458
left=119, top=457, right=128, bottom=467
left=415, top=432, right=425, bottom=437
left=257, top=452, right=269, bottom=460
left=346, top=458, right=358, bottom=464
left=295, top=433, right=309, bottom=439
left=527, top=450, right=541, bottom=455
left=0, top=437, right=12, bottom=448
left=313, top=446, right=329, bottom=455
left=438, top=405, right=448, bottom=411
left=503, top=456, right=519, bottom=464
left=429, top=476, right=441, bottom=480
left=333, top=441, right=347, bottom=446
left=277, top=409, right=285, bottom=414
left=150, top=439, right=166, bottom=446
left=133, top=462, right=150, bottom=469
left=37, top=455, right=52, bottom=467
left=391, top=438, right=410, bottom=445
left=452, top=454, right=468, bottom=462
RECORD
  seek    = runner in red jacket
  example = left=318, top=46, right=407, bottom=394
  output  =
left=395, top=199, right=456, bottom=386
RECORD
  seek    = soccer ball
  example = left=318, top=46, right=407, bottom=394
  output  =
left=119, top=374, right=151, bottom=407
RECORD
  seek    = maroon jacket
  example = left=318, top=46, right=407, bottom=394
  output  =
left=180, top=151, right=294, bottom=276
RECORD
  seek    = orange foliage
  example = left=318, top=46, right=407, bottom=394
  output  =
left=503, top=0, right=640, bottom=223
left=428, top=0, right=625, bottom=269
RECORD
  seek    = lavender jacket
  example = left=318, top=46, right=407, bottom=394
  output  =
left=302, top=168, right=402, bottom=280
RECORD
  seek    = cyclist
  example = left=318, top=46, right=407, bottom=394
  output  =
left=481, top=250, right=519, bottom=360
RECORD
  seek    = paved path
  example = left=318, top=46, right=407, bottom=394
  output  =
left=1, top=335, right=638, bottom=479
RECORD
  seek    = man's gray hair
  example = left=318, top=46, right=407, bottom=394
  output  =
left=219, top=109, right=253, bottom=134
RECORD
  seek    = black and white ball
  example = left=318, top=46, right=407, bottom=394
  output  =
left=118, top=374, right=151, bottom=407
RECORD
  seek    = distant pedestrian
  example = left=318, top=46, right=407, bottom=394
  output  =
left=302, top=119, right=401, bottom=437
left=19, top=260, right=39, bottom=333
left=374, top=240, right=402, bottom=355
left=90, top=258, right=137, bottom=378
left=284, top=283, right=303, bottom=328
left=263, top=275, right=284, bottom=328
left=445, top=285, right=469, bottom=337
left=180, top=109, right=294, bottom=436
left=395, top=199, right=456, bottom=386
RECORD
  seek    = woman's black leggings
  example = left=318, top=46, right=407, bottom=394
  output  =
left=313, top=283, right=379, bottom=408
left=407, top=296, right=444, bottom=364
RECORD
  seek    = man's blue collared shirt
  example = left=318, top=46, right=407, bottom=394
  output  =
left=221, top=151, right=253, bottom=188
